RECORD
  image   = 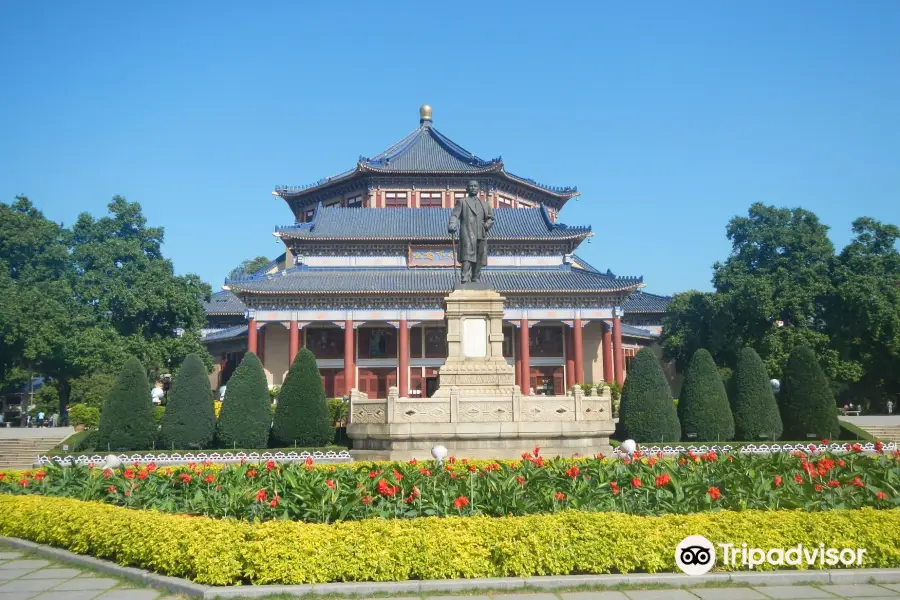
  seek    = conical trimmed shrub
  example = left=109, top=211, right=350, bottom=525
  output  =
left=678, top=349, right=734, bottom=442
left=97, top=356, right=157, bottom=451
left=160, top=354, right=216, bottom=449
left=216, top=352, right=271, bottom=448
left=730, top=347, right=783, bottom=441
left=618, top=347, right=681, bottom=443
left=779, top=346, right=840, bottom=440
left=271, top=348, right=334, bottom=447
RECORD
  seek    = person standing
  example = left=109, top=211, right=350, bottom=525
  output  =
left=888, top=400, right=895, bottom=416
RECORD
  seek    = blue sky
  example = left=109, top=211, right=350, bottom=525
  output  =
left=2, top=1, right=898, bottom=296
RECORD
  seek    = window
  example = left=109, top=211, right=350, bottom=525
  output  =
left=419, top=191, right=442, bottom=207
left=519, top=200, right=535, bottom=209
left=424, top=327, right=447, bottom=358
left=498, top=196, right=514, bottom=208
left=358, top=327, right=397, bottom=359
left=346, top=195, right=362, bottom=208
left=410, top=326, right=423, bottom=358
left=453, top=191, right=466, bottom=206
left=385, top=191, right=408, bottom=207
left=304, top=208, right=315, bottom=222
left=325, top=200, right=341, bottom=208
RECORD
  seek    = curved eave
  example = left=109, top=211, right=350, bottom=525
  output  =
left=500, top=169, right=580, bottom=199
left=357, top=161, right=503, bottom=175
left=204, top=311, right=245, bottom=316
left=274, top=167, right=363, bottom=199
left=232, top=285, right=640, bottom=296
left=274, top=233, right=593, bottom=242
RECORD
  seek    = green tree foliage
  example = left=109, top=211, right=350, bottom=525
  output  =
left=216, top=353, right=271, bottom=449
left=825, top=218, right=900, bottom=411
left=160, top=354, right=216, bottom=449
left=677, top=349, right=734, bottom=441
left=730, top=347, right=783, bottom=441
left=779, top=346, right=840, bottom=440
left=661, top=204, right=900, bottom=408
left=97, top=357, right=157, bottom=451
left=1, top=196, right=212, bottom=410
left=228, top=256, right=272, bottom=281
left=69, top=372, right=116, bottom=409
left=618, top=348, right=681, bottom=443
left=272, top=349, right=334, bottom=447
left=68, top=404, right=100, bottom=428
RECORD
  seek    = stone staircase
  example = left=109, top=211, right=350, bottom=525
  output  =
left=0, top=430, right=73, bottom=470
left=856, top=425, right=900, bottom=444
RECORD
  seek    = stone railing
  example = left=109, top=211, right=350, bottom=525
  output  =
left=38, top=449, right=353, bottom=468
left=623, top=442, right=897, bottom=456
left=349, top=385, right=612, bottom=425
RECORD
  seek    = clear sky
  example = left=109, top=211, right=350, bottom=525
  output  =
left=2, top=1, right=898, bottom=296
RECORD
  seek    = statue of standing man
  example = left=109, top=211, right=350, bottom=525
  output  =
left=448, top=180, right=494, bottom=284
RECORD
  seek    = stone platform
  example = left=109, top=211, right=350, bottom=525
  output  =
left=348, top=288, right=614, bottom=460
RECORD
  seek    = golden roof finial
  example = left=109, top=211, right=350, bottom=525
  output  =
left=419, top=104, right=433, bottom=123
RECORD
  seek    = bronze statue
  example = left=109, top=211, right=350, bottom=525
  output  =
left=448, top=180, right=494, bottom=283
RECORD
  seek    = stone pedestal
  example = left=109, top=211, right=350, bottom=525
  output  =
left=347, top=288, right=614, bottom=460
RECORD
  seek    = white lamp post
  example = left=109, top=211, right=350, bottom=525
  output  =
left=103, top=454, right=122, bottom=470
left=431, top=445, right=448, bottom=466
left=620, top=439, right=637, bottom=456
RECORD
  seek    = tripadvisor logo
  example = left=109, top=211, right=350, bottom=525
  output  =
left=675, top=536, right=868, bottom=575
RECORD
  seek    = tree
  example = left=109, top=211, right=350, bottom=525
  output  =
left=618, top=348, right=681, bottom=442
left=271, top=348, right=333, bottom=447
left=69, top=372, right=117, bottom=409
left=160, top=354, right=216, bottom=449
left=677, top=349, right=734, bottom=441
left=825, top=218, right=900, bottom=411
left=779, top=346, right=840, bottom=440
left=730, top=347, right=783, bottom=441
left=228, top=256, right=272, bottom=281
left=216, top=352, right=271, bottom=448
left=97, top=357, right=157, bottom=451
left=70, top=196, right=213, bottom=380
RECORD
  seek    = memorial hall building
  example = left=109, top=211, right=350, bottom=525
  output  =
left=202, top=106, right=670, bottom=399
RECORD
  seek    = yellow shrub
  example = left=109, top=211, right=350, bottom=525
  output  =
left=0, top=495, right=897, bottom=585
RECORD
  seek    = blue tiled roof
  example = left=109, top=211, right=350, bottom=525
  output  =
left=202, top=324, right=248, bottom=342
left=228, top=265, right=642, bottom=295
left=623, top=291, right=671, bottom=313
left=202, top=290, right=247, bottom=315
left=619, top=323, right=660, bottom=339
left=276, top=206, right=591, bottom=241
left=275, top=117, right=577, bottom=198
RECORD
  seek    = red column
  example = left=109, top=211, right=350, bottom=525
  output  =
left=289, top=320, right=299, bottom=364
left=519, top=318, right=530, bottom=396
left=514, top=327, right=521, bottom=388
left=602, top=322, right=613, bottom=383
left=613, top=315, right=624, bottom=387
left=257, top=326, right=265, bottom=365
left=565, top=326, right=576, bottom=389
left=343, top=320, right=355, bottom=394
left=399, top=320, right=409, bottom=397
left=573, top=318, right=585, bottom=384
left=247, top=318, right=257, bottom=354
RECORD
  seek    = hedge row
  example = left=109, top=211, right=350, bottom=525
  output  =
left=1, top=495, right=898, bottom=585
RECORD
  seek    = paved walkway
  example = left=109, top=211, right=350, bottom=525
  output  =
left=2, top=546, right=900, bottom=599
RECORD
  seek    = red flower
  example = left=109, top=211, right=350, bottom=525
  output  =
left=704, top=451, right=718, bottom=462
left=376, top=479, right=398, bottom=497
left=648, top=458, right=657, bottom=468
left=265, top=460, right=276, bottom=472
left=852, top=443, right=863, bottom=452
left=215, top=485, right=222, bottom=491
left=554, top=491, right=566, bottom=501
left=369, top=470, right=381, bottom=479
left=707, top=487, right=721, bottom=500
left=774, top=476, right=783, bottom=487
left=631, top=477, right=642, bottom=488
left=204, top=475, right=215, bottom=484
left=419, top=468, right=432, bottom=477
left=393, top=469, right=404, bottom=481
left=566, top=465, right=580, bottom=479
left=326, top=479, right=336, bottom=490
left=179, top=473, right=192, bottom=484
left=468, top=464, right=477, bottom=473
left=305, top=456, right=314, bottom=466
left=596, top=453, right=605, bottom=460
left=146, top=462, right=157, bottom=472
left=255, top=489, right=267, bottom=503
left=853, top=477, right=865, bottom=488
left=123, top=468, right=135, bottom=480
left=124, top=490, right=131, bottom=497
left=246, top=469, right=257, bottom=479
left=827, top=480, right=841, bottom=488
left=103, top=469, right=113, bottom=479
left=876, top=491, right=888, bottom=501
left=18, top=479, right=28, bottom=488
left=655, top=473, right=671, bottom=488
left=837, top=460, right=846, bottom=467
left=533, top=446, right=540, bottom=457
left=407, top=458, right=417, bottom=465
left=821, top=439, right=829, bottom=444
left=875, top=441, right=884, bottom=454
left=453, top=496, right=470, bottom=509
left=34, top=471, right=46, bottom=481
left=515, top=476, right=526, bottom=486
left=361, top=495, right=373, bottom=504
left=0, top=473, right=5, bottom=481
left=815, top=483, right=824, bottom=492
left=269, top=495, right=280, bottom=508
left=107, top=486, right=116, bottom=493
left=610, top=481, right=620, bottom=495
left=137, top=470, right=148, bottom=480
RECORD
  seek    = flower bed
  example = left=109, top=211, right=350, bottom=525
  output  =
left=0, top=495, right=897, bottom=585
left=3, top=447, right=897, bottom=522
